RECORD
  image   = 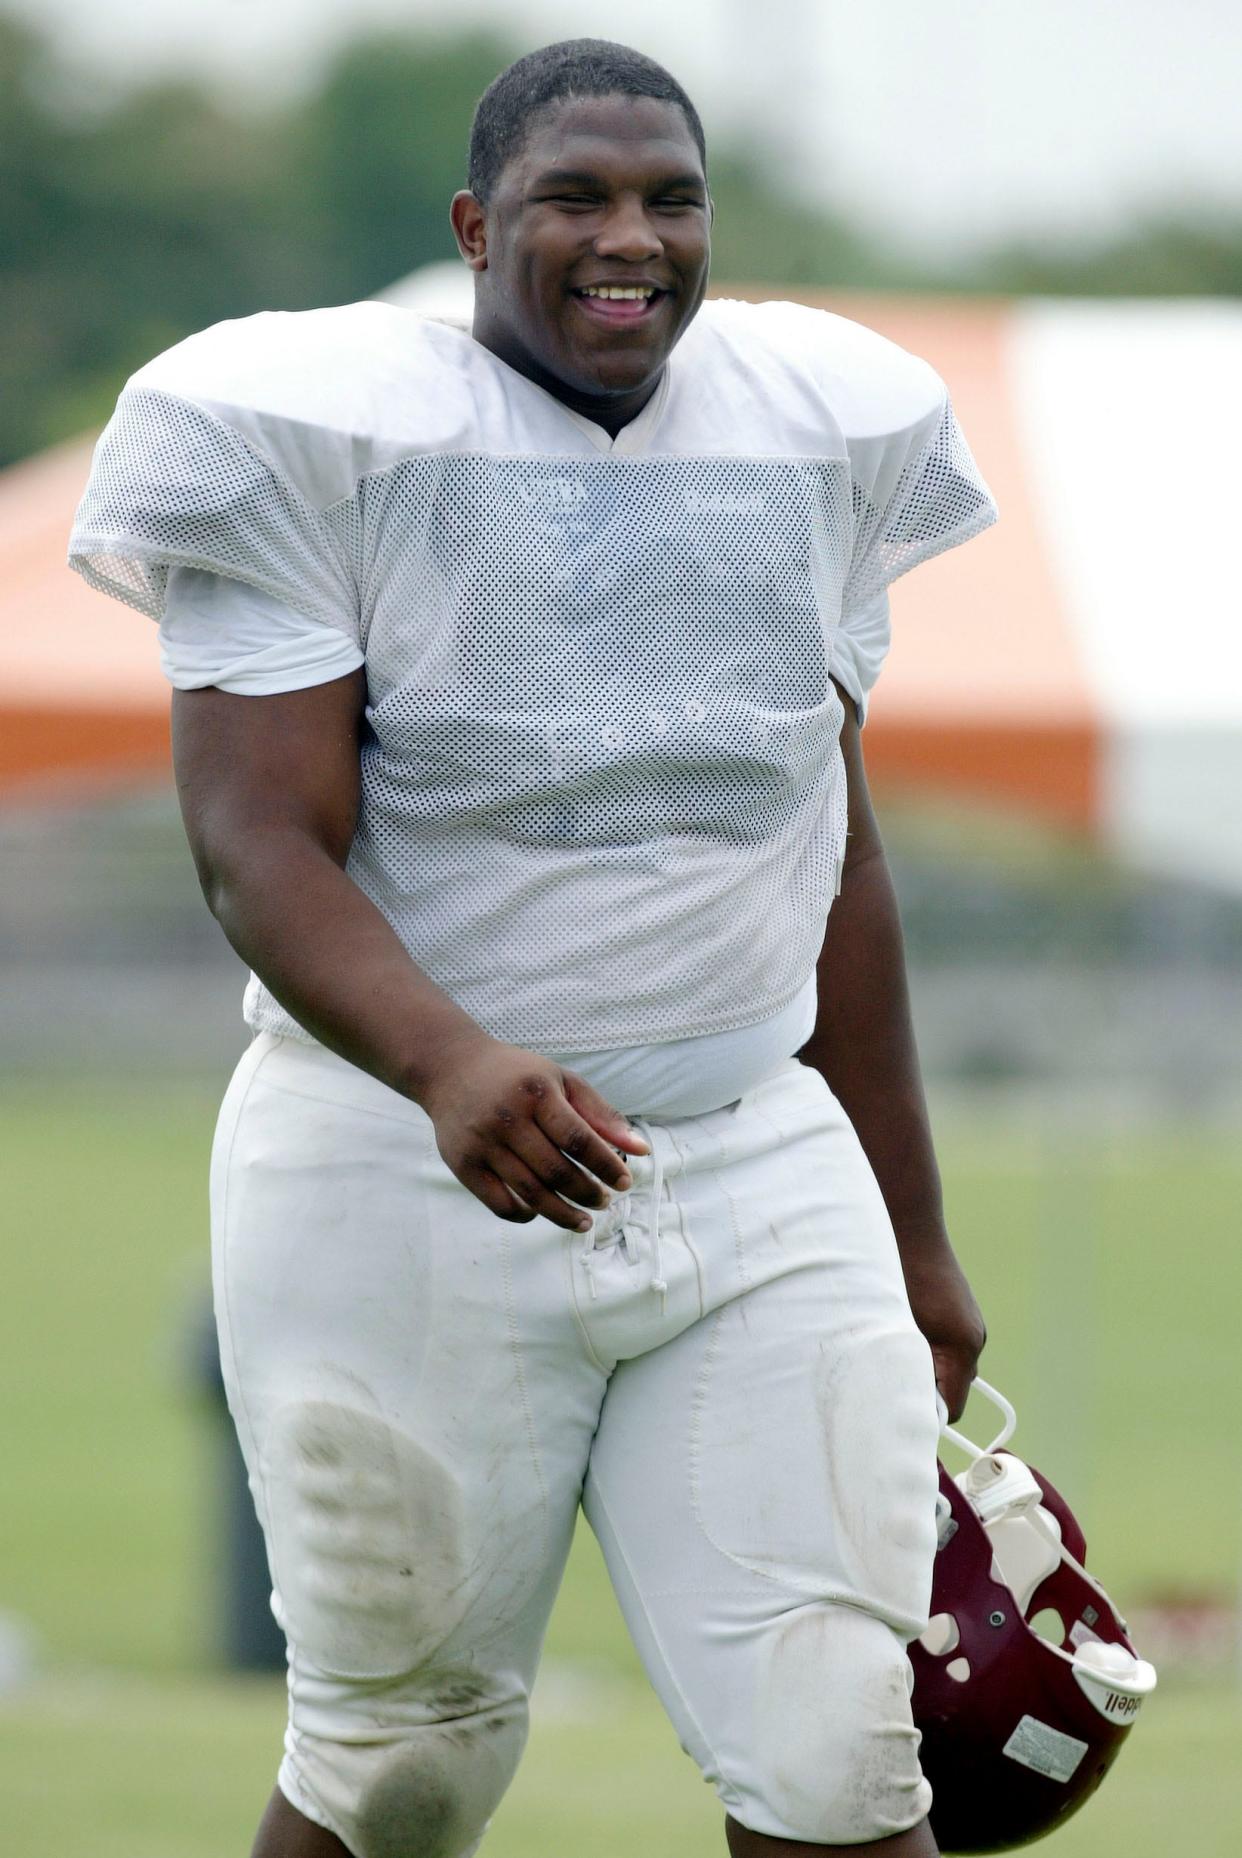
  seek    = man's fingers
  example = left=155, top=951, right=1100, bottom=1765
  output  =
left=508, top=1124, right=613, bottom=1211
left=433, top=1052, right=648, bottom=1227
left=463, top=1162, right=593, bottom=1232
left=466, top=1165, right=537, bottom=1225
left=536, top=1093, right=640, bottom=1192
left=933, top=1350, right=977, bottom=1425
left=493, top=1155, right=596, bottom=1233
left=561, top=1072, right=649, bottom=1157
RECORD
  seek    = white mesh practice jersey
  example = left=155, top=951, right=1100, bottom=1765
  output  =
left=69, top=298, right=996, bottom=1054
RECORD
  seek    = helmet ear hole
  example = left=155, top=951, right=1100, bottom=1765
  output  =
left=918, top=1612, right=961, bottom=1657
left=1028, top=1606, right=1067, bottom=1646
left=944, top=1657, right=971, bottom=1683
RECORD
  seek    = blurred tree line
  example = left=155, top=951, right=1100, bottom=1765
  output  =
left=3, top=14, right=1241, bottom=470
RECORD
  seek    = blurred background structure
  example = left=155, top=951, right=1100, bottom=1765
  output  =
left=2, top=5, right=1240, bottom=1854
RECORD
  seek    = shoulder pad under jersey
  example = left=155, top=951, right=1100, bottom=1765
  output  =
left=692, top=297, right=948, bottom=451
left=129, top=302, right=480, bottom=508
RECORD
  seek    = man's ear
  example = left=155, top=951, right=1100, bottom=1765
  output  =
left=450, top=191, right=488, bottom=272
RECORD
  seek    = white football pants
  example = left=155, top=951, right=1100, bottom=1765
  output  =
left=211, top=1033, right=939, bottom=1854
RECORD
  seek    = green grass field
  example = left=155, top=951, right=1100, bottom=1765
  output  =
left=2, top=1075, right=1239, bottom=1855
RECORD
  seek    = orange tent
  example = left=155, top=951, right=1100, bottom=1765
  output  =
left=0, top=434, right=170, bottom=794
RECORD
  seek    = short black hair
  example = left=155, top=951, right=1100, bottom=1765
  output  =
left=468, top=39, right=707, bottom=203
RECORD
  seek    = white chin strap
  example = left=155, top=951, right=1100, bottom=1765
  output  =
left=938, top=1378, right=1017, bottom=1460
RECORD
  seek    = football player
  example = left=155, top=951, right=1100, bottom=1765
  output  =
left=71, top=38, right=993, bottom=1858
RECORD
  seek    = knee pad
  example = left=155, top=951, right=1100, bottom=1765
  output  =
left=282, top=1690, right=529, bottom=1858
left=747, top=1604, right=932, bottom=1845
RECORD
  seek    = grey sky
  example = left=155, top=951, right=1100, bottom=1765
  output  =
left=11, top=0, right=1242, bottom=253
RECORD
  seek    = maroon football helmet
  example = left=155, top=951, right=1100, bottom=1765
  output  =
left=910, top=1382, right=1156, bottom=1853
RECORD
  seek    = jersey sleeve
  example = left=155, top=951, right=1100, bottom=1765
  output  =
left=67, top=321, right=361, bottom=646
left=842, top=375, right=997, bottom=623
left=713, top=297, right=997, bottom=641
left=159, top=568, right=366, bottom=694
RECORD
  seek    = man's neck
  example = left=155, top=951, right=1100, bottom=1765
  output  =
left=469, top=322, right=661, bottom=438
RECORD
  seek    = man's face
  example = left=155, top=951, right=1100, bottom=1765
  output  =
left=452, top=93, right=711, bottom=420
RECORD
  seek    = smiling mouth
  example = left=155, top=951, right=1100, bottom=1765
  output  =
left=572, top=286, right=669, bottom=326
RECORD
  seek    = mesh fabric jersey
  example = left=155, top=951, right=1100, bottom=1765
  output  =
left=69, top=298, right=996, bottom=1055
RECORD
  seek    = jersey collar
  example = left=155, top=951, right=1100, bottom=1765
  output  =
left=461, top=321, right=674, bottom=457
left=557, top=367, right=672, bottom=456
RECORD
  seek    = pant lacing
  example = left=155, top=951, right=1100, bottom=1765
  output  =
left=578, top=1116, right=667, bottom=1312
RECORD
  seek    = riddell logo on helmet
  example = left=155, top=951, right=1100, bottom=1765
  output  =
left=1100, top=1691, right=1143, bottom=1720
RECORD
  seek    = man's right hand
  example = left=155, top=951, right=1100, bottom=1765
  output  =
left=418, top=1033, right=650, bottom=1231
left=173, top=676, right=644, bottom=1234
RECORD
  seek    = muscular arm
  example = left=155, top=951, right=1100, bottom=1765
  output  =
left=172, top=675, right=643, bottom=1227
left=174, top=671, right=469, bottom=1087
left=798, top=686, right=985, bottom=1418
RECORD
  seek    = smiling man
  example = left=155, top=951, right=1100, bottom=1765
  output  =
left=457, top=84, right=710, bottom=421
left=70, top=38, right=996, bottom=1858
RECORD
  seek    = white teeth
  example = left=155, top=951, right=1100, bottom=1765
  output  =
left=580, top=286, right=655, bottom=300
